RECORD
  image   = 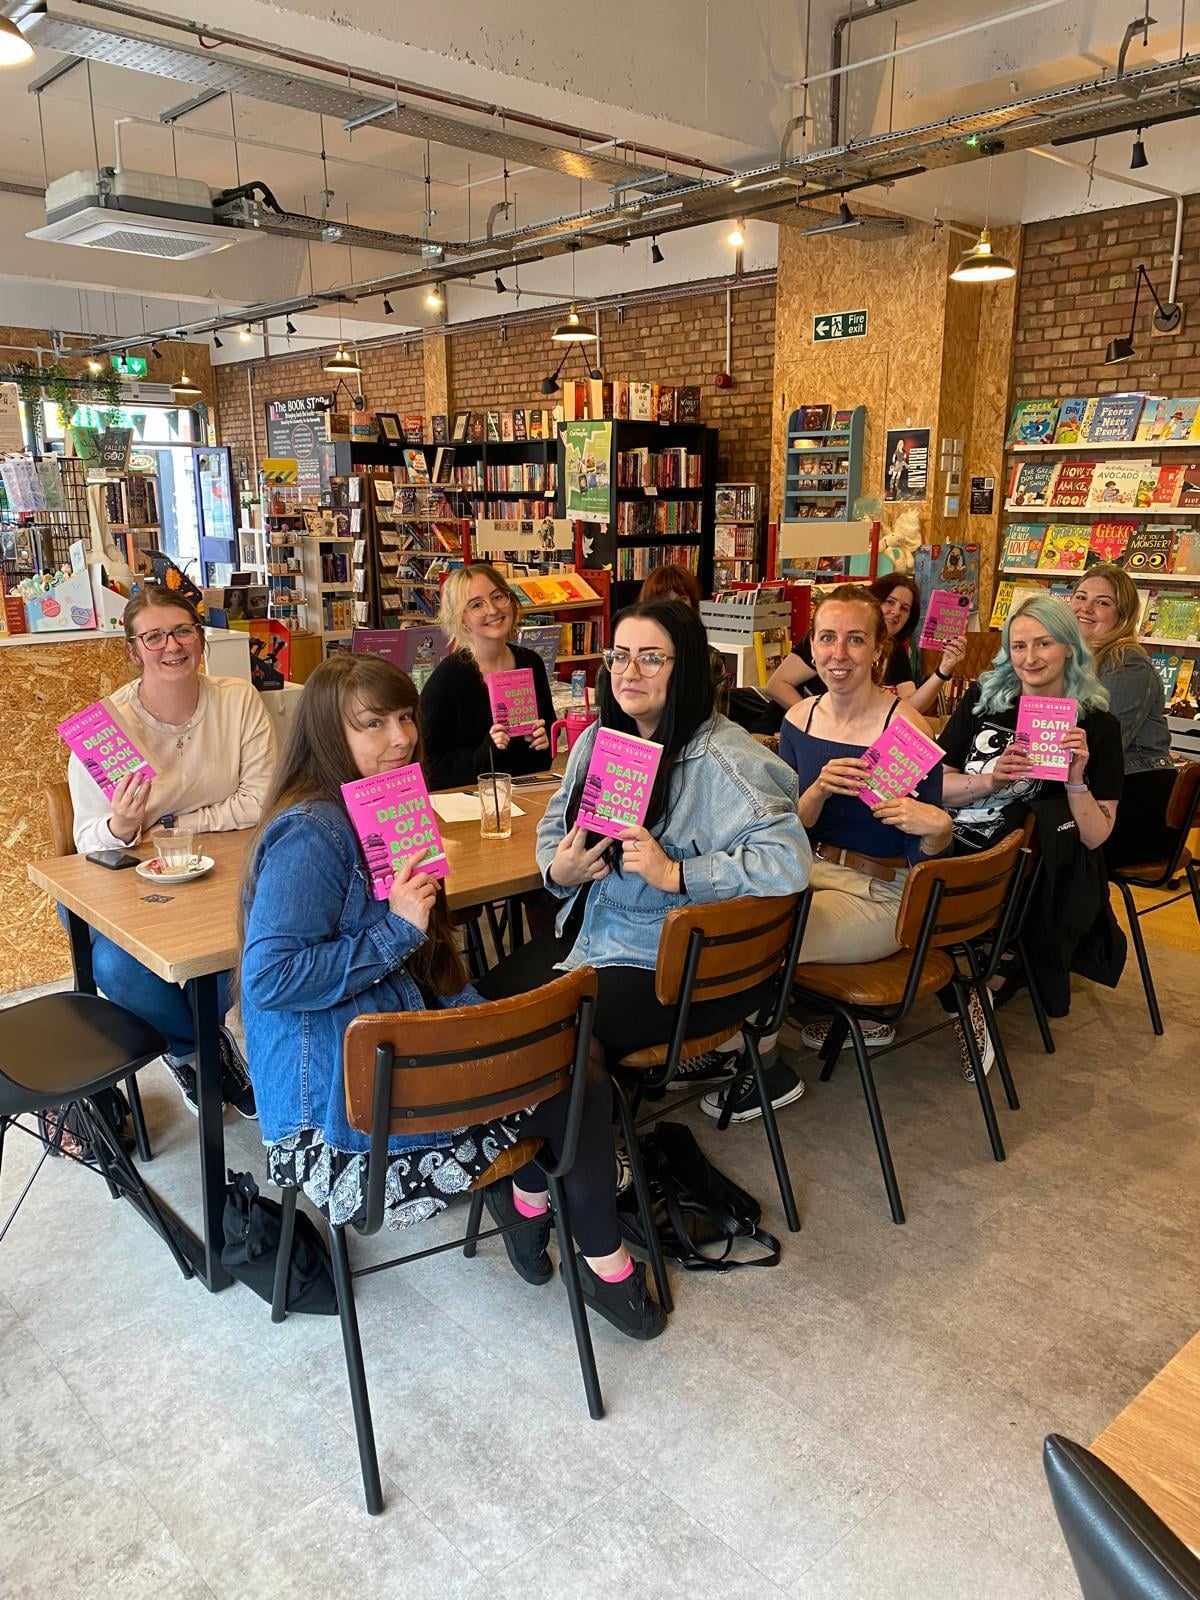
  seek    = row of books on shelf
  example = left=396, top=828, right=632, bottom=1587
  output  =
left=1007, top=457, right=1200, bottom=510
left=1000, top=522, right=1200, bottom=574
left=1151, top=653, right=1199, bottom=706
left=791, top=405, right=855, bottom=436
left=478, top=499, right=559, bottom=520
left=715, top=524, right=757, bottom=560
left=451, top=407, right=562, bottom=444
left=322, top=599, right=356, bottom=633
left=317, top=550, right=359, bottom=583
left=789, top=454, right=849, bottom=483
left=483, top=463, right=556, bottom=493
left=616, top=545, right=700, bottom=580
left=715, top=485, right=759, bottom=521
left=1007, top=393, right=1200, bottom=446
left=298, top=507, right=363, bottom=538
left=378, top=525, right=461, bottom=555
left=615, top=500, right=701, bottom=536
left=616, top=448, right=704, bottom=489
left=991, top=577, right=1200, bottom=644
left=560, top=380, right=702, bottom=426
left=102, top=475, right=158, bottom=528
left=506, top=572, right=600, bottom=608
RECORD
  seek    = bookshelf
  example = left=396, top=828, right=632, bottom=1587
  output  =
left=713, top=483, right=762, bottom=586
left=512, top=568, right=610, bottom=687
left=1003, top=503, right=1200, bottom=517
left=1010, top=440, right=1200, bottom=454
left=782, top=405, right=865, bottom=526
left=262, top=482, right=308, bottom=631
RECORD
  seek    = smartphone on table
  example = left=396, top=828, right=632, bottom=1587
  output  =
left=84, top=850, right=141, bottom=871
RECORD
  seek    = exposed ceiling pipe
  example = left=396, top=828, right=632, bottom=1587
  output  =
left=829, top=0, right=922, bottom=147
left=1027, top=144, right=1184, bottom=305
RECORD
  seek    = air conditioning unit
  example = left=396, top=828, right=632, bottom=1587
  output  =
left=27, top=169, right=239, bottom=260
left=122, top=381, right=174, bottom=404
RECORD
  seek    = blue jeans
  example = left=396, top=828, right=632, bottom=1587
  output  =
left=59, top=907, right=230, bottom=1059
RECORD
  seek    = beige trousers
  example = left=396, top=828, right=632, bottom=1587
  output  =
left=796, top=858, right=906, bottom=966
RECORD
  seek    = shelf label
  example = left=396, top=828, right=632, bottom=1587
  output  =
left=813, top=309, right=868, bottom=343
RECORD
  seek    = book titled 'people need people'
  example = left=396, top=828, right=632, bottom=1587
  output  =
left=577, top=729, right=662, bottom=840
left=341, top=763, right=447, bottom=898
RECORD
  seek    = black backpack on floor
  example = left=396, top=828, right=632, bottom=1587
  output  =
left=221, top=1170, right=337, bottom=1314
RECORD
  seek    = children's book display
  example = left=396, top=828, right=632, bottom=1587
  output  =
left=576, top=730, right=663, bottom=840
left=341, top=763, right=447, bottom=897
left=1007, top=393, right=1200, bottom=448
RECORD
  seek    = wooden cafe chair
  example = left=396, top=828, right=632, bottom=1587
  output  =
left=1108, top=760, right=1200, bottom=1036
left=269, top=967, right=607, bottom=1517
left=614, top=893, right=811, bottom=1284
left=792, top=831, right=1028, bottom=1224
left=42, top=781, right=153, bottom=1161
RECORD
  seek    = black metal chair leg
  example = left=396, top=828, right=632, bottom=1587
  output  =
left=462, top=1189, right=485, bottom=1259
left=1016, top=939, right=1056, bottom=1055
left=963, top=949, right=1020, bottom=1112
left=954, top=986, right=1006, bottom=1163
left=1187, top=860, right=1200, bottom=930
left=818, top=1015, right=849, bottom=1081
left=124, top=1073, right=152, bottom=1162
left=846, top=1015, right=905, bottom=1224
left=547, top=1174, right=604, bottom=1421
left=272, top=1185, right=298, bottom=1323
left=745, top=1034, right=801, bottom=1232
left=0, top=1114, right=62, bottom=1243
left=329, top=1224, right=383, bottom=1516
left=613, top=1079, right=673, bottom=1315
left=80, top=1100, right=194, bottom=1278
left=1117, top=880, right=1163, bottom=1036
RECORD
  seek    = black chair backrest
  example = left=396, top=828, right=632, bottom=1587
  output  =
left=1044, top=1434, right=1200, bottom=1600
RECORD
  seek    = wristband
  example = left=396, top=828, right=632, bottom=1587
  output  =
left=935, top=668, right=952, bottom=683
left=1065, top=783, right=1089, bottom=793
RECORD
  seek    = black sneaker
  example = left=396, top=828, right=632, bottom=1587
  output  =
left=665, top=1048, right=741, bottom=1088
left=571, top=1254, right=666, bottom=1341
left=700, top=1058, right=806, bottom=1124
left=483, top=1183, right=553, bottom=1285
left=164, top=1056, right=199, bottom=1117
left=218, top=1027, right=257, bottom=1120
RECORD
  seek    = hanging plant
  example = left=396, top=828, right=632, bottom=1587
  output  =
left=100, top=371, right=122, bottom=426
left=44, top=365, right=77, bottom=432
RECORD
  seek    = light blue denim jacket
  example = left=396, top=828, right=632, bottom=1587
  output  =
left=241, top=801, right=478, bottom=1154
left=537, top=714, right=812, bottom=972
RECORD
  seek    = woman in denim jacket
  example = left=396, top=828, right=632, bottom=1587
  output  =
left=240, top=655, right=664, bottom=1340
left=479, top=600, right=812, bottom=1121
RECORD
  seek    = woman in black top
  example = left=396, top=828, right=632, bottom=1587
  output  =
left=420, top=563, right=557, bottom=790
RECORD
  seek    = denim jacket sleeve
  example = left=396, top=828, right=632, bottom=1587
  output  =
left=680, top=738, right=811, bottom=904
left=535, top=724, right=597, bottom=898
left=241, top=810, right=427, bottom=1012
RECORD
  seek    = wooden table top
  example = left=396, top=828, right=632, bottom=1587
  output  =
left=27, top=781, right=557, bottom=986
left=1092, top=1329, right=1200, bottom=1554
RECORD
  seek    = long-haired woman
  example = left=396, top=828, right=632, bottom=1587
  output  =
left=477, top=598, right=811, bottom=1123
left=239, top=654, right=663, bottom=1340
left=1070, top=563, right=1176, bottom=867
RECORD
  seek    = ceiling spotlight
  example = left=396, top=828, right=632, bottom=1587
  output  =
left=494, top=273, right=507, bottom=294
left=1130, top=127, right=1148, bottom=170
left=150, top=343, right=162, bottom=359
left=425, top=284, right=444, bottom=310
left=172, top=369, right=202, bottom=403
left=650, top=236, right=664, bottom=265
left=285, top=318, right=297, bottom=336
left=86, top=358, right=103, bottom=375
left=0, top=16, right=33, bottom=66
left=324, top=344, right=362, bottom=376
left=240, top=324, right=253, bottom=342
left=727, top=219, right=745, bottom=249
left=1103, top=335, right=1136, bottom=365
left=382, top=296, right=394, bottom=316
left=949, top=227, right=1016, bottom=284
left=1104, top=261, right=1183, bottom=365
left=212, top=333, right=223, bottom=349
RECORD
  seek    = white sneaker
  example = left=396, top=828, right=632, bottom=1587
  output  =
left=798, top=1017, right=895, bottom=1052
left=959, top=990, right=995, bottom=1083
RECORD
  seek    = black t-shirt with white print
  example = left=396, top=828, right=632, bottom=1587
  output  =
left=938, top=682, right=1124, bottom=853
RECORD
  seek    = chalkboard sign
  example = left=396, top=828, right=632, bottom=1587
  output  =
left=98, top=427, right=133, bottom=469
left=264, top=394, right=333, bottom=497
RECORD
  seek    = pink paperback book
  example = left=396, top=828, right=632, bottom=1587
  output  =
left=485, top=667, right=540, bottom=736
left=340, top=762, right=448, bottom=899
left=1015, top=695, right=1077, bottom=781
left=57, top=701, right=155, bottom=801
left=576, top=728, right=663, bottom=841
left=918, top=588, right=971, bottom=651
left=857, top=717, right=944, bottom=807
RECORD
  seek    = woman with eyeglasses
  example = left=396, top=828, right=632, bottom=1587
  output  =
left=1070, top=564, right=1177, bottom=868
left=419, top=563, right=556, bottom=791
left=65, top=586, right=275, bottom=1118
left=477, top=599, right=810, bottom=1122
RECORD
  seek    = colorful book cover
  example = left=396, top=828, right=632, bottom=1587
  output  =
left=402, top=449, right=430, bottom=483
left=57, top=701, right=155, bottom=800
left=1148, top=650, right=1182, bottom=699
left=1050, top=459, right=1095, bottom=507
left=1149, top=463, right=1185, bottom=508
left=800, top=404, right=832, bottom=432
left=527, top=409, right=544, bottom=440
left=856, top=718, right=945, bottom=806
left=500, top=411, right=515, bottom=442
left=1006, top=398, right=1060, bottom=444
left=676, top=386, right=701, bottom=423
left=1148, top=594, right=1198, bottom=641
left=913, top=542, right=980, bottom=628
left=918, top=588, right=972, bottom=650
left=431, top=414, right=448, bottom=444
left=577, top=729, right=663, bottom=841
left=485, top=667, right=539, bottom=736
left=1171, top=658, right=1196, bottom=705
left=1037, top=524, right=1092, bottom=571
left=1141, top=396, right=1200, bottom=440
left=511, top=408, right=527, bottom=441
left=1176, top=463, right=1200, bottom=509
left=1000, top=523, right=1046, bottom=569
left=656, top=386, right=677, bottom=425
left=451, top=411, right=469, bottom=443
left=340, top=762, right=447, bottom=898
left=1135, top=396, right=1170, bottom=440
left=515, top=624, right=560, bottom=677
left=1085, top=459, right=1154, bottom=510
left=1123, top=526, right=1176, bottom=574
left=468, top=412, right=487, bottom=444
left=1086, top=521, right=1134, bottom=566
left=629, top=383, right=654, bottom=421
left=1015, top=695, right=1078, bottom=781
left=1171, top=528, right=1200, bottom=575
left=989, top=581, right=1041, bottom=630
left=1010, top=460, right=1058, bottom=507
left=1053, top=397, right=1095, bottom=445
left=1086, top=393, right=1147, bottom=443
left=485, top=411, right=502, bottom=441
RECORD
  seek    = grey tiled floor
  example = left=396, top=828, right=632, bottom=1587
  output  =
left=2, top=939, right=1198, bottom=1599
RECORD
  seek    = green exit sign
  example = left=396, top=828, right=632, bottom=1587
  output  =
left=813, top=309, right=868, bottom=343
left=110, top=354, right=148, bottom=377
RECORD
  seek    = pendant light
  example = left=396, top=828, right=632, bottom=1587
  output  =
left=950, top=157, right=1015, bottom=284
left=0, top=17, right=33, bottom=66
left=324, top=344, right=362, bottom=376
left=172, top=369, right=202, bottom=402
left=550, top=248, right=597, bottom=343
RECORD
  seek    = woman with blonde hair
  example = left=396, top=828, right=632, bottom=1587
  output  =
left=1070, top=563, right=1176, bottom=867
left=419, top=562, right=556, bottom=790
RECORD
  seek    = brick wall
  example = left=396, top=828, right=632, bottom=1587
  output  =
left=214, top=278, right=777, bottom=492
left=1012, top=196, right=1200, bottom=398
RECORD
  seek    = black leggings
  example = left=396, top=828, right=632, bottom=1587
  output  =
left=477, top=933, right=778, bottom=1064
left=1104, top=767, right=1180, bottom=870
left=508, top=1057, right=620, bottom=1257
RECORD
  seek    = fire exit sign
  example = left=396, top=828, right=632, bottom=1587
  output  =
left=813, top=309, right=868, bottom=342
left=110, top=354, right=148, bottom=377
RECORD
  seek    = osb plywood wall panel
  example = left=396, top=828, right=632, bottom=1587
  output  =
left=770, top=218, right=952, bottom=525
left=965, top=224, right=1023, bottom=611
left=928, top=274, right=982, bottom=547
left=423, top=333, right=449, bottom=424
left=0, top=639, right=136, bottom=993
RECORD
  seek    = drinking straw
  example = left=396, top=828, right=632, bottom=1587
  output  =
left=487, top=742, right=502, bottom=832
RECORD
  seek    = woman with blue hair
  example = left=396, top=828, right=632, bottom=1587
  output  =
left=937, top=593, right=1126, bottom=1014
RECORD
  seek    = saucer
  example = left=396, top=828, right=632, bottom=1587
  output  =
left=135, top=855, right=215, bottom=885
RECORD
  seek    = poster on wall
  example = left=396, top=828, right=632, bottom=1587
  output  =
left=264, top=394, right=333, bottom=498
left=562, top=421, right=613, bottom=523
left=473, top=518, right=574, bottom=556
left=913, top=541, right=981, bottom=630
left=0, top=382, right=23, bottom=451
left=969, top=476, right=995, bottom=516
left=884, top=427, right=930, bottom=501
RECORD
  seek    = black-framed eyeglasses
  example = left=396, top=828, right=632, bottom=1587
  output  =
left=133, top=624, right=202, bottom=651
left=601, top=648, right=675, bottom=677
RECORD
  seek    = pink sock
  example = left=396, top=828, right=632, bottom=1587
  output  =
left=594, top=1256, right=635, bottom=1283
left=512, top=1187, right=549, bottom=1218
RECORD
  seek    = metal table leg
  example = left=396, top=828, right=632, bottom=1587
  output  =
left=189, top=973, right=232, bottom=1291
